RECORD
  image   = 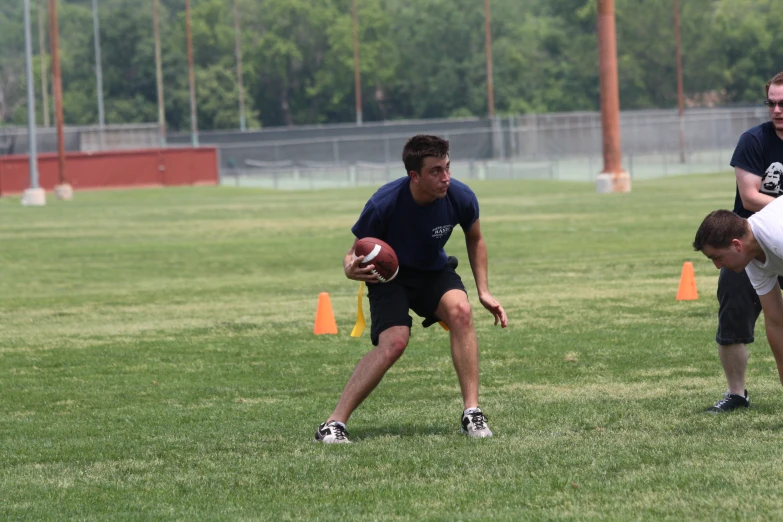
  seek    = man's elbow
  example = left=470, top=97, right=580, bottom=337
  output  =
left=740, top=194, right=767, bottom=213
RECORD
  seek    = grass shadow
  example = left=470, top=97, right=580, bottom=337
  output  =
left=352, top=422, right=457, bottom=441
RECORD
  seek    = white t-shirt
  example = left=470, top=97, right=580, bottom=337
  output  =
left=747, top=196, right=783, bottom=294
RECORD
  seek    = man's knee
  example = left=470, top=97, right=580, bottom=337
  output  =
left=443, top=300, right=474, bottom=330
left=377, top=327, right=410, bottom=364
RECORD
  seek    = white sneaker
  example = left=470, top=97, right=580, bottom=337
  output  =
left=314, top=421, right=352, bottom=443
left=461, top=408, right=493, bottom=438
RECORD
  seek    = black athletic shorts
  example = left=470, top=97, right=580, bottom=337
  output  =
left=716, top=268, right=783, bottom=345
left=367, top=263, right=466, bottom=346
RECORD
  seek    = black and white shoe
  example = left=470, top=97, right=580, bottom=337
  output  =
left=707, top=390, right=750, bottom=413
left=461, top=408, right=493, bottom=438
left=314, top=421, right=352, bottom=443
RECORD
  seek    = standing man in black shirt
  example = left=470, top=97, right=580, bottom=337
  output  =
left=707, top=71, right=783, bottom=412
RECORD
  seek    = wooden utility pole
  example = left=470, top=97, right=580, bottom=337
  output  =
left=595, top=0, right=630, bottom=193
left=48, top=0, right=71, bottom=198
left=233, top=0, right=246, bottom=131
left=92, top=0, right=106, bottom=149
left=674, top=0, right=686, bottom=163
left=185, top=0, right=198, bottom=146
left=352, top=0, right=362, bottom=125
left=484, top=0, right=495, bottom=118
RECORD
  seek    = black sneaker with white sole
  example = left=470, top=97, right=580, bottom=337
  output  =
left=707, top=390, right=750, bottom=413
left=461, top=408, right=493, bottom=438
left=314, top=421, right=352, bottom=443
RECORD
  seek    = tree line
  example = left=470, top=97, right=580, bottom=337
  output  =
left=1, top=0, right=781, bottom=131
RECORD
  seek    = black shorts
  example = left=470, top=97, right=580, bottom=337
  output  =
left=716, top=268, right=783, bottom=345
left=367, top=264, right=466, bottom=346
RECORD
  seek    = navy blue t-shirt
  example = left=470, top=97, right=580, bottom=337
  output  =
left=730, top=121, right=783, bottom=218
left=351, top=176, right=479, bottom=271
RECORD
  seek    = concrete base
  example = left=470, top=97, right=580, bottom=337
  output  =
left=596, top=171, right=631, bottom=193
left=55, top=183, right=74, bottom=200
left=21, top=187, right=46, bottom=206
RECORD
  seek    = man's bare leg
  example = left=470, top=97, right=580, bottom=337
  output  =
left=437, top=290, right=479, bottom=410
left=718, top=343, right=748, bottom=395
left=327, top=326, right=410, bottom=424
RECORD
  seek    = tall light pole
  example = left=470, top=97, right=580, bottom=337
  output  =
left=351, top=0, right=362, bottom=125
left=185, top=0, right=199, bottom=146
left=22, top=0, right=45, bottom=206
left=674, top=0, right=686, bottom=163
left=233, top=0, right=246, bottom=131
left=595, top=0, right=630, bottom=193
left=153, top=0, right=166, bottom=146
left=92, top=0, right=106, bottom=149
left=37, top=0, right=50, bottom=127
left=484, top=0, right=495, bottom=118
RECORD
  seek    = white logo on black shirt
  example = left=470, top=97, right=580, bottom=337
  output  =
left=431, top=225, right=453, bottom=239
left=761, top=162, right=783, bottom=196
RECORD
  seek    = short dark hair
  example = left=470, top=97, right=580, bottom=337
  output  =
left=402, top=135, right=449, bottom=175
left=766, top=72, right=783, bottom=96
left=692, top=210, right=747, bottom=251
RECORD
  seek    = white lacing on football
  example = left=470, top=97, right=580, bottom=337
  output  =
left=375, top=266, right=399, bottom=283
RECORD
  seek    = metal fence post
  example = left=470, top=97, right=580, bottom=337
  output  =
left=713, top=116, right=721, bottom=171
left=384, top=137, right=391, bottom=180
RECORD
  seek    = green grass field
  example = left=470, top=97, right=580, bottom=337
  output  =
left=3, top=173, right=783, bottom=520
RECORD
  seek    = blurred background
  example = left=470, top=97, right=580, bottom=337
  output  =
left=1, top=0, right=781, bottom=188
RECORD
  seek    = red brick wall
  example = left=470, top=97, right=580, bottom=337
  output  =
left=0, top=147, right=219, bottom=195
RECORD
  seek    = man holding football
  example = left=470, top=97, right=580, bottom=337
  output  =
left=314, top=134, right=507, bottom=443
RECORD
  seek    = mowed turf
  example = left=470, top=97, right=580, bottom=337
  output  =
left=3, top=174, right=783, bottom=520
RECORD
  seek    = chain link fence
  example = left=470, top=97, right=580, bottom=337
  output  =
left=0, top=123, right=161, bottom=155
left=2, top=107, right=767, bottom=188
left=205, top=107, right=768, bottom=189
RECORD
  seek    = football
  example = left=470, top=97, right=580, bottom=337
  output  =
left=354, top=237, right=399, bottom=283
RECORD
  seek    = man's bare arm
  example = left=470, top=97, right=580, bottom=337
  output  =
left=736, top=167, right=775, bottom=212
left=759, top=282, right=783, bottom=386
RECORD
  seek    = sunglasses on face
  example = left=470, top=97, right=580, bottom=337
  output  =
left=763, top=99, right=783, bottom=109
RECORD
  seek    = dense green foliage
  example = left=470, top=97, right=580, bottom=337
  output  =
left=1, top=0, right=782, bottom=130
left=6, top=174, right=783, bottom=518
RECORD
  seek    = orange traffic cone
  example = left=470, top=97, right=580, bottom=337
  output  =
left=314, top=292, right=338, bottom=334
left=676, top=261, right=698, bottom=301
